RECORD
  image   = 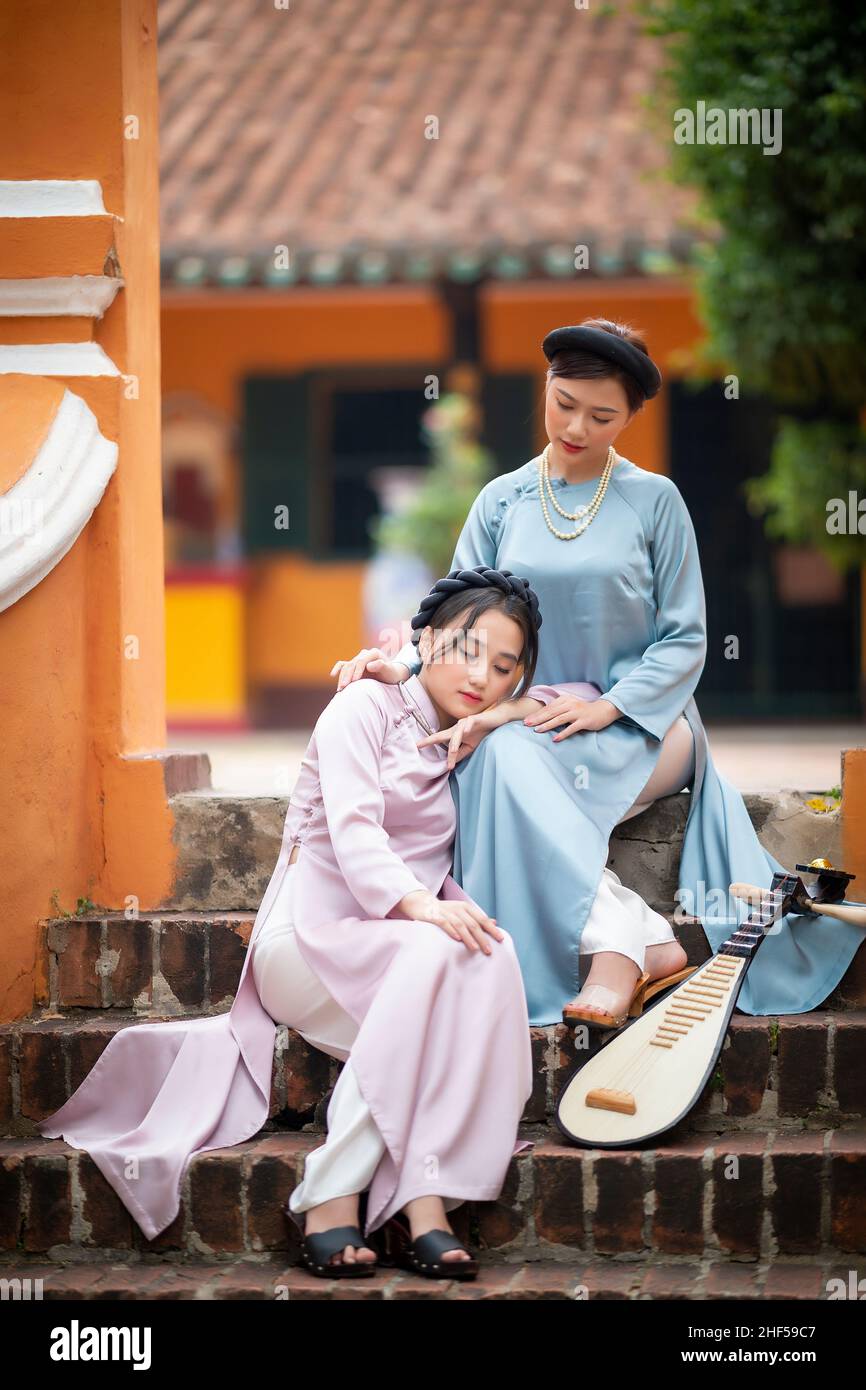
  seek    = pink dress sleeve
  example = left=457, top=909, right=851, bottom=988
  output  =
left=524, top=680, right=602, bottom=707
left=314, top=685, right=430, bottom=919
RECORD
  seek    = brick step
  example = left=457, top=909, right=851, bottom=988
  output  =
left=1, top=1009, right=332, bottom=1137
left=37, top=905, right=866, bottom=1017
left=3, top=1125, right=864, bottom=1263
left=4, top=1007, right=865, bottom=1140
left=0, top=1254, right=852, bottom=1301
left=33, top=909, right=716, bottom=1016
left=36, top=912, right=256, bottom=1014
left=165, top=788, right=844, bottom=915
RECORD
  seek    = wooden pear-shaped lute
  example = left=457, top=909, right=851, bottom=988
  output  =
left=556, top=860, right=866, bottom=1149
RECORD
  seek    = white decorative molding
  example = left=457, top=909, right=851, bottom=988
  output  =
left=0, top=275, right=124, bottom=317
left=0, top=387, right=118, bottom=613
left=0, top=180, right=107, bottom=217
left=0, top=342, right=120, bottom=375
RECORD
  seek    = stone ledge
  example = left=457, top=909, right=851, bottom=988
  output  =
left=165, top=789, right=843, bottom=913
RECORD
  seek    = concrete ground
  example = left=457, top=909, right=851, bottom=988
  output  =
left=167, top=722, right=865, bottom=797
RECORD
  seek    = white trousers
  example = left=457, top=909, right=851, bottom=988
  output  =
left=579, top=714, right=696, bottom=970
left=252, top=713, right=695, bottom=1219
left=252, top=861, right=463, bottom=1225
left=251, top=870, right=382, bottom=1222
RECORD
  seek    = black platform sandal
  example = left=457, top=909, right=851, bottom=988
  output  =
left=283, top=1202, right=378, bottom=1279
left=380, top=1211, right=478, bottom=1280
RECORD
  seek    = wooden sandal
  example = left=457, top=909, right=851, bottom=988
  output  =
left=642, top=965, right=698, bottom=1004
left=563, top=965, right=698, bottom=1031
left=563, top=969, right=650, bottom=1030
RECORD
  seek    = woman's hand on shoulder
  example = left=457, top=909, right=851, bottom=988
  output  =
left=398, top=889, right=504, bottom=954
left=523, top=696, right=621, bottom=740
left=330, top=648, right=410, bottom=690
left=415, top=707, right=505, bottom=769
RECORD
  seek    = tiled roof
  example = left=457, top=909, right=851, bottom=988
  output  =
left=158, top=0, right=705, bottom=286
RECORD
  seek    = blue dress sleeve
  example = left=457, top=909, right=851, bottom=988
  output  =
left=600, top=478, right=707, bottom=742
left=394, top=483, right=500, bottom=675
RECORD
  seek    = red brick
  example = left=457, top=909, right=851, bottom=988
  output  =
left=593, top=1150, right=646, bottom=1254
left=834, top=1014, right=866, bottom=1114
left=18, top=1024, right=69, bottom=1121
left=188, top=1150, right=244, bottom=1251
left=53, top=919, right=102, bottom=1008
left=78, top=1155, right=136, bottom=1248
left=720, top=1020, right=770, bottom=1116
left=208, top=919, right=250, bottom=1004
left=653, top=1152, right=705, bottom=1254
left=472, top=1156, right=525, bottom=1252
left=769, top=1132, right=824, bottom=1254
left=104, top=918, right=154, bottom=1008
left=0, top=1149, right=23, bottom=1250
left=763, top=1264, right=826, bottom=1299
left=533, top=1143, right=585, bottom=1249
left=21, top=1153, right=72, bottom=1251
left=777, top=1016, right=829, bottom=1115
left=639, top=1263, right=702, bottom=1298
left=0, top=1033, right=12, bottom=1131
left=710, top=1135, right=767, bottom=1256
left=159, top=921, right=206, bottom=1010
left=703, top=1262, right=762, bottom=1298
left=523, top=1027, right=549, bottom=1123
left=829, top=1127, right=866, bottom=1250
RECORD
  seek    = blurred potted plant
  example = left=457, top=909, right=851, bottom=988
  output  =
left=362, top=385, right=493, bottom=652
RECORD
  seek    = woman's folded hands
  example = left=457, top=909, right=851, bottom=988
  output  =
left=523, top=694, right=622, bottom=740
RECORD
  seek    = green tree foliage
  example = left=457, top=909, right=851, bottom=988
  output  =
left=638, top=0, right=866, bottom=567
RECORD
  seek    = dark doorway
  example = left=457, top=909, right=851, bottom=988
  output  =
left=324, top=384, right=432, bottom=557
left=669, top=380, right=861, bottom=717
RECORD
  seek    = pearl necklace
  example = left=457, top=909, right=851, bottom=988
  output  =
left=537, top=443, right=616, bottom=540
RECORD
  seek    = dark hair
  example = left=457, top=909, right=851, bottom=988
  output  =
left=413, top=583, right=540, bottom=697
left=546, top=316, right=652, bottom=416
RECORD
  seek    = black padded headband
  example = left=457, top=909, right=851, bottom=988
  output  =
left=409, top=566, right=542, bottom=646
left=541, top=324, right=662, bottom=399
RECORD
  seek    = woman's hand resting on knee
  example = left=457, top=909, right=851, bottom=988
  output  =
left=396, top=889, right=504, bottom=955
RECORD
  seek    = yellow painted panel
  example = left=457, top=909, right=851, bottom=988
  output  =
left=166, top=582, right=245, bottom=718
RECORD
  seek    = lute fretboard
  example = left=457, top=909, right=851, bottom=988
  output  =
left=717, top=872, right=801, bottom=960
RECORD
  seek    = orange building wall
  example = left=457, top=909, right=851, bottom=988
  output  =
left=160, top=279, right=707, bottom=700
left=0, top=1, right=175, bottom=1023
left=161, top=288, right=449, bottom=416
left=160, top=276, right=863, bottom=713
left=161, top=289, right=450, bottom=696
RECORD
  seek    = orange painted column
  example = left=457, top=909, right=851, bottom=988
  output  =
left=0, top=1, right=186, bottom=1024
left=842, top=750, right=866, bottom=891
